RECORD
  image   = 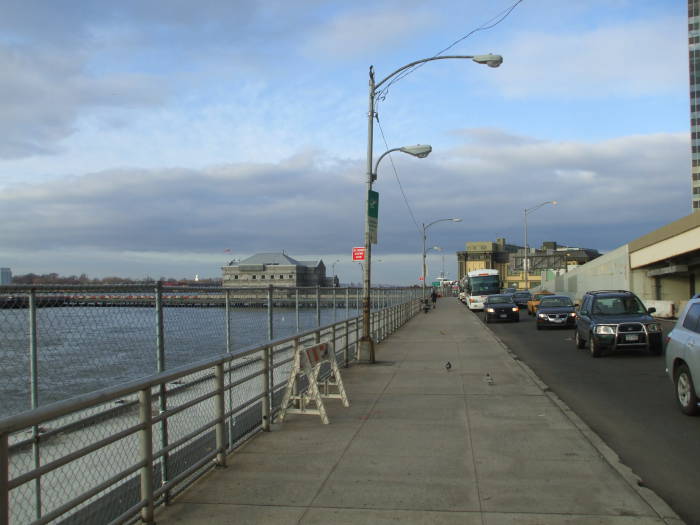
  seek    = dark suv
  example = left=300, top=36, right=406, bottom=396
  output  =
left=574, top=290, right=662, bottom=357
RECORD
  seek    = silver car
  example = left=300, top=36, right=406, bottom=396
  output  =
left=665, top=296, right=700, bottom=416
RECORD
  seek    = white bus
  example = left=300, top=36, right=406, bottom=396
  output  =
left=462, top=269, right=501, bottom=310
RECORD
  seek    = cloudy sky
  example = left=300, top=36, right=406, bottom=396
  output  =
left=0, top=0, right=690, bottom=284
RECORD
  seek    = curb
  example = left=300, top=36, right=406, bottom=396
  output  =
left=477, top=312, right=685, bottom=524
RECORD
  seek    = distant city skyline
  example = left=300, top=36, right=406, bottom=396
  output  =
left=0, top=1, right=690, bottom=285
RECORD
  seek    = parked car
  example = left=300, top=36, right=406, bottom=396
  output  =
left=526, top=291, right=555, bottom=315
left=574, top=290, right=662, bottom=357
left=484, top=294, right=520, bottom=323
left=502, top=287, right=516, bottom=294
left=511, top=291, right=532, bottom=309
left=665, top=295, right=700, bottom=416
left=535, top=295, right=577, bottom=329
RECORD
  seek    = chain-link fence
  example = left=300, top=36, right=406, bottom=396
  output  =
left=1, top=285, right=421, bottom=525
left=0, top=284, right=413, bottom=420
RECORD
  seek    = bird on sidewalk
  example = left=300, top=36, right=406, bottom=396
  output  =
left=445, top=361, right=452, bottom=371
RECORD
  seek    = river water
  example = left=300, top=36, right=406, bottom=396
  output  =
left=0, top=305, right=358, bottom=419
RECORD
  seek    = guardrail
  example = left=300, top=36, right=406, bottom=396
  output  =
left=0, top=287, right=422, bottom=525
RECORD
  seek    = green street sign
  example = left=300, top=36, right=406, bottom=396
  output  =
left=368, top=190, right=379, bottom=244
left=431, top=281, right=441, bottom=287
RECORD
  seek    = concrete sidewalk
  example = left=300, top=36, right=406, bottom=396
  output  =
left=156, top=299, right=683, bottom=524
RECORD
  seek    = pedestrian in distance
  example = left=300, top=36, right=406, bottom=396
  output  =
left=430, top=289, right=438, bottom=308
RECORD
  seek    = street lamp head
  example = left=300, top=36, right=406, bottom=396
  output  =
left=472, top=54, right=503, bottom=68
left=399, top=144, right=432, bottom=158
left=551, top=200, right=558, bottom=206
left=451, top=218, right=463, bottom=222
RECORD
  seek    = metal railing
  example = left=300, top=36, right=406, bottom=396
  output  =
left=0, top=284, right=422, bottom=525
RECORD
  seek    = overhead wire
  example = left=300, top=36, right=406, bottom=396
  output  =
left=376, top=0, right=524, bottom=102
left=375, top=115, right=422, bottom=235
left=371, top=0, right=525, bottom=239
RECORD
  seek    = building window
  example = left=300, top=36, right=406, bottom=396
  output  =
left=279, top=275, right=284, bottom=279
left=270, top=275, right=275, bottom=279
left=252, top=275, right=257, bottom=279
left=234, top=275, right=238, bottom=279
left=289, top=275, right=293, bottom=278
left=261, top=275, right=265, bottom=279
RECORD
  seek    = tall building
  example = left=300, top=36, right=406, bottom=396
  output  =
left=0, top=268, right=12, bottom=285
left=690, top=0, right=700, bottom=210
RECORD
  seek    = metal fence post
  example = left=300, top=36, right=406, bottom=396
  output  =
left=1, top=433, right=8, bottom=525
left=333, top=287, right=337, bottom=322
left=295, top=288, right=300, bottom=333
left=28, top=289, right=41, bottom=520
left=214, top=363, right=227, bottom=467
left=346, top=288, right=350, bottom=321
left=262, top=346, right=271, bottom=432
left=316, top=286, right=321, bottom=328
left=155, top=282, right=169, bottom=500
left=224, top=289, right=234, bottom=452
left=344, top=319, right=350, bottom=368
left=139, top=387, right=155, bottom=524
left=267, top=285, right=274, bottom=415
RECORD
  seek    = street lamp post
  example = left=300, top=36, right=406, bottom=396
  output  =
left=331, top=259, right=340, bottom=286
left=422, top=219, right=461, bottom=302
left=359, top=53, right=503, bottom=364
left=523, top=200, right=557, bottom=290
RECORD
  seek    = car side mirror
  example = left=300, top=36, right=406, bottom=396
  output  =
left=647, top=307, right=656, bottom=314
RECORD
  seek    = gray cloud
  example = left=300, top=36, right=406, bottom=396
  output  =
left=0, top=130, right=689, bottom=277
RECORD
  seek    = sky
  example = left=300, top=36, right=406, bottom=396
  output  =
left=0, top=0, right=691, bottom=285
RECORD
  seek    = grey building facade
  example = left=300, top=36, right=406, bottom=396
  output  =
left=690, top=0, right=700, bottom=210
left=222, top=253, right=334, bottom=288
left=0, top=268, right=11, bottom=285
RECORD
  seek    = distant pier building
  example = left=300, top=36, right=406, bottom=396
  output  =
left=222, top=253, right=335, bottom=288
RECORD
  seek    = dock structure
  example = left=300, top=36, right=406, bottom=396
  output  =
left=155, top=299, right=679, bottom=524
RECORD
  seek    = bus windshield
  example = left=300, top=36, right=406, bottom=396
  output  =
left=469, top=275, right=500, bottom=294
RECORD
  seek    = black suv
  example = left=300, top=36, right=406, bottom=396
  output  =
left=575, top=290, right=662, bottom=357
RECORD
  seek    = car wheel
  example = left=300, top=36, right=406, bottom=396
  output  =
left=589, top=333, right=602, bottom=358
left=575, top=329, right=586, bottom=349
left=513, top=317, right=519, bottom=323
left=674, top=364, right=699, bottom=416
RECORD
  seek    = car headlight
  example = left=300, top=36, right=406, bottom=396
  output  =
left=594, top=325, right=615, bottom=335
left=512, top=307, right=519, bottom=312
left=486, top=308, right=495, bottom=313
left=569, top=312, right=577, bottom=317
left=646, top=323, right=660, bottom=333
left=537, top=313, right=547, bottom=318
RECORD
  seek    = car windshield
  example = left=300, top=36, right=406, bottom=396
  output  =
left=534, top=293, right=551, bottom=300
left=513, top=293, right=530, bottom=299
left=487, top=296, right=511, bottom=304
left=539, top=297, right=573, bottom=308
left=592, top=296, right=646, bottom=315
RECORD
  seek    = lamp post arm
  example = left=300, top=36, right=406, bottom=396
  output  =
left=374, top=55, right=477, bottom=91
left=373, top=148, right=403, bottom=177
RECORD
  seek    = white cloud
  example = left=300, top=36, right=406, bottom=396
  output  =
left=492, top=17, right=686, bottom=99
left=303, top=8, right=437, bottom=59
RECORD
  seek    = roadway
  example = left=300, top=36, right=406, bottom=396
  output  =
left=469, top=302, right=700, bottom=525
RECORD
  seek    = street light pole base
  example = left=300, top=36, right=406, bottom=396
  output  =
left=356, top=337, right=375, bottom=364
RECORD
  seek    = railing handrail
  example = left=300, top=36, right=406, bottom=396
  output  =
left=0, top=312, right=374, bottom=435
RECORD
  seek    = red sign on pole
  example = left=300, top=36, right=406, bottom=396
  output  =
left=352, top=247, right=366, bottom=261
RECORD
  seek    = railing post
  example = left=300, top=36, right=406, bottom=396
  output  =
left=139, top=387, right=155, bottom=524
left=1, top=433, right=9, bottom=525
left=214, top=363, right=227, bottom=467
left=333, top=287, right=337, bottom=322
left=261, top=346, right=271, bottom=432
left=28, top=289, right=41, bottom=521
left=344, top=318, right=350, bottom=367
left=155, top=282, right=169, bottom=500
left=224, top=289, right=234, bottom=451
left=267, top=285, right=274, bottom=416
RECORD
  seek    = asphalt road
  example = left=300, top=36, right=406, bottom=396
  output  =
left=470, top=303, right=700, bottom=525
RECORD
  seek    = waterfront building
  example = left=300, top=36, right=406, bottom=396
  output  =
left=456, top=239, right=600, bottom=290
left=0, top=267, right=11, bottom=285
left=691, top=0, right=700, bottom=210
left=222, top=253, right=335, bottom=288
